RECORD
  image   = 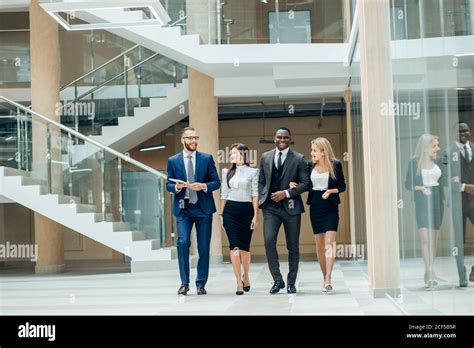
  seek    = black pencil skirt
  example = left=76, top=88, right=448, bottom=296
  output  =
left=414, top=186, right=444, bottom=230
left=309, top=190, right=339, bottom=234
left=223, top=200, right=254, bottom=252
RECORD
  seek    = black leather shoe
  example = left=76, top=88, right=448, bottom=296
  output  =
left=197, top=287, right=207, bottom=295
left=236, top=290, right=244, bottom=295
left=469, top=266, right=474, bottom=282
left=242, top=281, right=251, bottom=292
left=269, top=280, right=285, bottom=294
left=177, top=284, right=189, bottom=295
left=287, top=284, right=297, bottom=294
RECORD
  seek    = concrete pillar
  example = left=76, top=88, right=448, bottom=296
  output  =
left=343, top=89, right=357, bottom=248
left=186, top=0, right=217, bottom=44
left=188, top=68, right=222, bottom=264
left=358, top=0, right=400, bottom=297
left=30, top=0, right=65, bottom=274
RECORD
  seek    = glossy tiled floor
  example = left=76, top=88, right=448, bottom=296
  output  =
left=0, top=259, right=472, bottom=315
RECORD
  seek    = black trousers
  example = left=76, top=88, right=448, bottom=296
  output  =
left=262, top=202, right=301, bottom=285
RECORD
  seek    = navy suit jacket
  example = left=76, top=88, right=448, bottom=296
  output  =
left=306, top=160, right=346, bottom=206
left=166, top=151, right=221, bottom=216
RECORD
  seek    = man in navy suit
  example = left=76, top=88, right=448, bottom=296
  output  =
left=166, top=127, right=220, bottom=295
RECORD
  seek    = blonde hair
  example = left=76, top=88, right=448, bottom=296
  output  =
left=414, top=134, right=438, bottom=175
left=311, top=137, right=338, bottom=179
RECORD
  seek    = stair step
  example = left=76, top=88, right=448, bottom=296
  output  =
left=75, top=203, right=98, bottom=213
left=57, top=195, right=81, bottom=204
left=2, top=167, right=30, bottom=177
left=134, top=239, right=161, bottom=250
left=21, top=176, right=47, bottom=186
left=112, top=222, right=132, bottom=231
left=129, top=230, right=147, bottom=241
left=94, top=213, right=117, bottom=222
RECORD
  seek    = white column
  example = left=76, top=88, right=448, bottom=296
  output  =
left=359, top=0, right=401, bottom=297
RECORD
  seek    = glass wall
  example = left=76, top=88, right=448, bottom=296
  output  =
left=349, top=39, right=368, bottom=266
left=162, top=0, right=344, bottom=44
left=390, top=0, right=472, bottom=40
left=391, top=0, right=474, bottom=314
left=0, top=12, right=30, bottom=89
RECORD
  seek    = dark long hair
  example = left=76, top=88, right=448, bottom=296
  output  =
left=227, top=143, right=250, bottom=188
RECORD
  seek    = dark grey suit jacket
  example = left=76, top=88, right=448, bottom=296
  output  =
left=258, top=148, right=310, bottom=215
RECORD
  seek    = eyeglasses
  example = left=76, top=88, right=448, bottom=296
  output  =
left=182, top=136, right=200, bottom=141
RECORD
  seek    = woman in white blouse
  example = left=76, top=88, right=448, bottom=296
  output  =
left=292, top=137, right=345, bottom=294
left=220, top=143, right=259, bottom=295
left=405, top=134, right=446, bottom=288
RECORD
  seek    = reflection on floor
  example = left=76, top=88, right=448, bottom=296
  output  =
left=0, top=259, right=472, bottom=315
left=397, top=256, right=474, bottom=315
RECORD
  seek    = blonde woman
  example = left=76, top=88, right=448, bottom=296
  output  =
left=405, top=134, right=445, bottom=288
left=290, top=137, right=345, bottom=294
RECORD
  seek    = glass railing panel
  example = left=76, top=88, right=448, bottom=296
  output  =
left=0, top=30, right=31, bottom=88
left=179, top=0, right=344, bottom=44
left=59, top=45, right=187, bottom=137
left=389, top=0, right=472, bottom=40
left=0, top=97, right=171, bottom=247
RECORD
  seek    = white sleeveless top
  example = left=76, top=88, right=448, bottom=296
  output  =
left=311, top=170, right=329, bottom=191
left=421, top=165, right=442, bottom=187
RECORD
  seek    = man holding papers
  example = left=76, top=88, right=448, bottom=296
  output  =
left=166, top=127, right=221, bottom=295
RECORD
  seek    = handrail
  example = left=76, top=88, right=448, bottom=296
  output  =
left=74, top=52, right=162, bottom=102
left=60, top=44, right=141, bottom=91
left=165, top=16, right=187, bottom=27
left=0, top=96, right=167, bottom=180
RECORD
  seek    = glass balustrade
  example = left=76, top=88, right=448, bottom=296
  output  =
left=0, top=96, right=170, bottom=249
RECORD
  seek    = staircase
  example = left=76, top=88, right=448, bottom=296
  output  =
left=0, top=96, right=178, bottom=272
left=87, top=79, right=188, bottom=153
left=0, top=167, right=176, bottom=272
left=57, top=43, right=189, bottom=164
left=65, top=78, right=189, bottom=165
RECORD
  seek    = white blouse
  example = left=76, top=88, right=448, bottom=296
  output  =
left=221, top=166, right=259, bottom=202
left=421, top=165, right=442, bottom=187
left=311, top=170, right=329, bottom=191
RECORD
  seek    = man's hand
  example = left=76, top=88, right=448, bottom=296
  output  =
left=464, top=184, right=474, bottom=196
left=289, top=182, right=298, bottom=189
left=271, top=191, right=286, bottom=202
left=175, top=182, right=188, bottom=190
left=189, top=183, right=206, bottom=191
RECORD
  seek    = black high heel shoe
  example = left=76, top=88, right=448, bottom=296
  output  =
left=242, top=281, right=251, bottom=292
left=236, top=289, right=244, bottom=295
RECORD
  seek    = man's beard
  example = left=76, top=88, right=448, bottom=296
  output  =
left=185, top=143, right=197, bottom=152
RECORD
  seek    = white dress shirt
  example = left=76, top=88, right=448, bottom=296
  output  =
left=273, top=147, right=290, bottom=168
left=175, top=150, right=207, bottom=194
left=273, top=147, right=291, bottom=198
left=221, top=166, right=259, bottom=202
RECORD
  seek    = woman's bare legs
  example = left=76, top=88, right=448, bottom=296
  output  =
left=315, top=234, right=327, bottom=281
left=240, top=250, right=251, bottom=287
left=324, top=231, right=337, bottom=285
left=230, top=248, right=243, bottom=292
